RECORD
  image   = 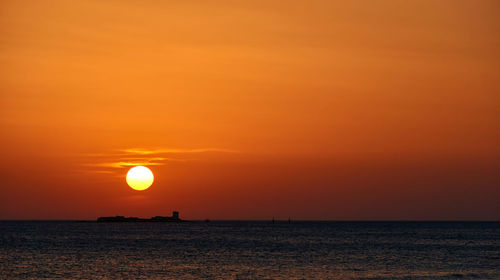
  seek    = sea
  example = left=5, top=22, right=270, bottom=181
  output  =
left=0, top=221, right=498, bottom=279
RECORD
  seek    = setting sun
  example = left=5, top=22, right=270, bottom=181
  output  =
left=126, top=166, right=154, bottom=191
left=1, top=0, right=499, bottom=278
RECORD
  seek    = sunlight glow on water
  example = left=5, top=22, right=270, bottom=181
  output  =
left=0, top=221, right=498, bottom=279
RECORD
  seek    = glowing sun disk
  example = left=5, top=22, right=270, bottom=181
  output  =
left=126, top=166, right=154, bottom=191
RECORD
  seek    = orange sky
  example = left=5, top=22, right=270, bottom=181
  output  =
left=1, top=0, right=499, bottom=220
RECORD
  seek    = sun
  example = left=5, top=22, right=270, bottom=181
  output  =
left=126, top=166, right=154, bottom=191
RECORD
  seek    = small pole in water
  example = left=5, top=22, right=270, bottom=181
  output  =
left=272, top=217, right=275, bottom=224
left=288, top=217, right=291, bottom=224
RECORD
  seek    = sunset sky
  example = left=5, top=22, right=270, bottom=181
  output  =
left=1, top=0, right=499, bottom=220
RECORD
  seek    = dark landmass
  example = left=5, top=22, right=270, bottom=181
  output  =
left=97, top=211, right=184, bottom=223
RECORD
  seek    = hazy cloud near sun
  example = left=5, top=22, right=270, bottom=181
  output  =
left=81, top=148, right=239, bottom=172
left=122, top=148, right=239, bottom=155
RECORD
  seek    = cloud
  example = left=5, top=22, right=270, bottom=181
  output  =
left=88, top=162, right=166, bottom=168
left=121, top=148, right=239, bottom=155
left=80, top=147, right=238, bottom=173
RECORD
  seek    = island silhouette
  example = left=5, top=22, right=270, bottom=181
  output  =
left=97, top=211, right=184, bottom=222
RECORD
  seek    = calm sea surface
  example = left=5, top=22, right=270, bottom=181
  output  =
left=0, top=221, right=498, bottom=279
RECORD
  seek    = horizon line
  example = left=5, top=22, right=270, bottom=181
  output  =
left=1, top=219, right=498, bottom=222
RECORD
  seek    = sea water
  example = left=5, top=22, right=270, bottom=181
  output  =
left=0, top=221, right=498, bottom=279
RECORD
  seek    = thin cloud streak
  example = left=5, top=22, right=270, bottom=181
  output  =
left=81, top=147, right=238, bottom=173
left=121, top=148, right=240, bottom=155
left=85, top=162, right=166, bottom=169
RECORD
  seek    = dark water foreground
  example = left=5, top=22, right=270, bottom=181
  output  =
left=0, top=221, right=498, bottom=279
